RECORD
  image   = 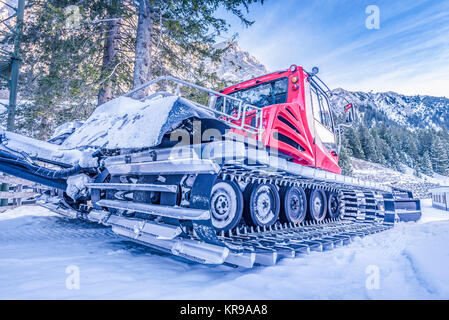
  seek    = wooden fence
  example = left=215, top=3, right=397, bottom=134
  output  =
left=0, top=174, right=46, bottom=212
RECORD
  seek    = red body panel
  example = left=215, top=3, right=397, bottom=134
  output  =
left=220, top=66, right=341, bottom=174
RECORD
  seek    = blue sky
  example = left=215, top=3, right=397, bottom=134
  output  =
left=218, top=0, right=449, bottom=97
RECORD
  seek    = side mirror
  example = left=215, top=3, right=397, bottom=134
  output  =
left=344, top=103, right=355, bottom=124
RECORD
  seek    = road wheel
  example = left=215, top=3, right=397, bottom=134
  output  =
left=280, top=186, right=307, bottom=224
left=243, top=183, right=280, bottom=227
left=307, top=189, right=327, bottom=222
left=327, top=192, right=341, bottom=219
left=210, top=180, right=243, bottom=232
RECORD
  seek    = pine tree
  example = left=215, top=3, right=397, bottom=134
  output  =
left=413, top=163, right=421, bottom=178
left=417, top=129, right=434, bottom=155
left=431, top=136, right=449, bottom=175
left=16, top=1, right=105, bottom=138
left=9, top=0, right=264, bottom=138
left=338, top=147, right=353, bottom=176
left=420, top=151, right=433, bottom=175
left=345, top=126, right=364, bottom=159
left=97, top=0, right=124, bottom=105
left=338, top=133, right=353, bottom=176
left=359, top=126, right=377, bottom=162
left=131, top=0, right=264, bottom=97
left=371, top=129, right=386, bottom=164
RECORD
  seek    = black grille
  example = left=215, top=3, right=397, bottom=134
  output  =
left=273, top=131, right=305, bottom=151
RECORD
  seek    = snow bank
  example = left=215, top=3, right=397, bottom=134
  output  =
left=1, top=201, right=449, bottom=299
left=0, top=205, right=57, bottom=222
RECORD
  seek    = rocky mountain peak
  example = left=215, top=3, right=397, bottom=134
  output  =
left=330, top=88, right=449, bottom=131
left=210, top=40, right=269, bottom=83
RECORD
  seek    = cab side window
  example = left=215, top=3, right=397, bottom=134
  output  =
left=311, top=85, right=333, bottom=131
left=214, top=78, right=289, bottom=114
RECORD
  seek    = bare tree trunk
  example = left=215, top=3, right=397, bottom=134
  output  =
left=6, top=0, right=25, bottom=132
left=97, top=2, right=121, bottom=106
left=132, top=0, right=152, bottom=99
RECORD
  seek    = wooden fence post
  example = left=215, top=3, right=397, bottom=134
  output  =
left=0, top=174, right=41, bottom=212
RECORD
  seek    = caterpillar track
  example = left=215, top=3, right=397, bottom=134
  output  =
left=38, top=186, right=394, bottom=268
left=36, top=140, right=419, bottom=268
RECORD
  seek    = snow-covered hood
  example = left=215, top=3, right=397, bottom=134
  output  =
left=61, top=95, right=216, bottom=150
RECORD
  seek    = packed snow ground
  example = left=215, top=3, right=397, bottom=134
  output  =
left=1, top=199, right=449, bottom=300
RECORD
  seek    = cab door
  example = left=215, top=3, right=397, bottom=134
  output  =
left=309, top=84, right=340, bottom=173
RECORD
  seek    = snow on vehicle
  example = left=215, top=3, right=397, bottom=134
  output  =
left=0, top=65, right=421, bottom=267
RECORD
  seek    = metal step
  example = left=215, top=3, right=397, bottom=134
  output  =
left=86, top=183, right=178, bottom=193
left=95, top=199, right=210, bottom=220
left=225, top=249, right=256, bottom=268
left=87, top=209, right=110, bottom=224
left=107, top=215, right=183, bottom=240
left=254, top=247, right=278, bottom=265
left=112, top=226, right=229, bottom=265
left=107, top=159, right=220, bottom=175
left=38, top=201, right=78, bottom=219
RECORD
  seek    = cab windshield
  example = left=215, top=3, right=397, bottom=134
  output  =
left=215, top=77, right=288, bottom=114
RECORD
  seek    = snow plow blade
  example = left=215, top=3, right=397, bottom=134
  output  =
left=113, top=226, right=229, bottom=265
